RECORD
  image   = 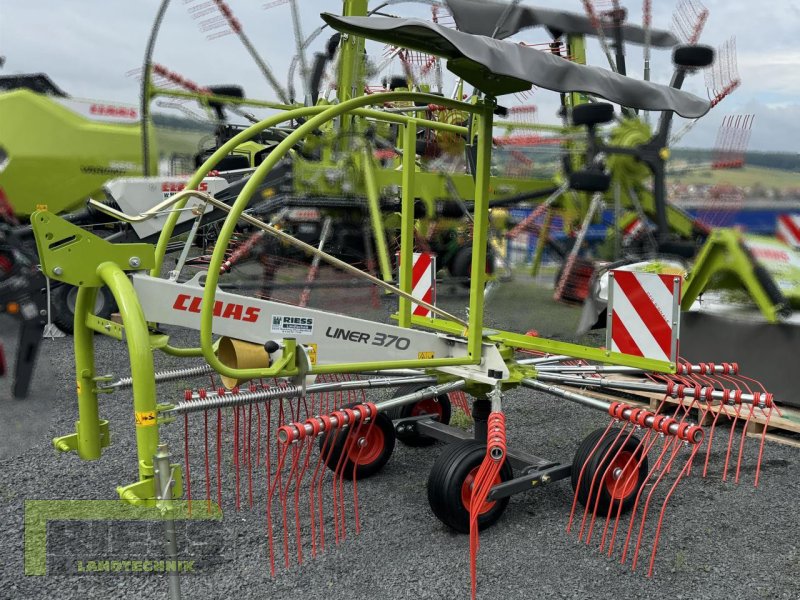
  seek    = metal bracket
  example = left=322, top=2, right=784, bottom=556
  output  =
left=53, top=419, right=110, bottom=454
left=86, top=314, right=124, bottom=341
left=487, top=463, right=572, bottom=501
left=30, top=210, right=155, bottom=286
left=116, top=464, right=184, bottom=507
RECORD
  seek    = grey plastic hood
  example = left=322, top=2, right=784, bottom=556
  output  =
left=445, top=0, right=679, bottom=47
left=321, top=14, right=710, bottom=118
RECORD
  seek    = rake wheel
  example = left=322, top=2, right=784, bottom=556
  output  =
left=427, top=440, right=513, bottom=534
left=318, top=404, right=396, bottom=479
left=386, top=383, right=453, bottom=447
left=571, top=427, right=648, bottom=515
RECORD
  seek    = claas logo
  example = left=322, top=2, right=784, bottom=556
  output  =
left=161, top=181, right=209, bottom=193
left=173, top=294, right=260, bottom=323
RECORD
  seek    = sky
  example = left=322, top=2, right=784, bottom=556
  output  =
left=1, top=0, right=799, bottom=153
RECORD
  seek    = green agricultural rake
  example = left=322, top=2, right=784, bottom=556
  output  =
left=31, top=7, right=777, bottom=598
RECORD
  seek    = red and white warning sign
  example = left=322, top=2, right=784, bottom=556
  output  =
left=606, top=270, right=681, bottom=363
left=401, top=252, right=436, bottom=318
left=776, top=214, right=800, bottom=249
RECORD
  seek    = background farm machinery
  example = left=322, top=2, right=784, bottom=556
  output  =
left=18, top=2, right=789, bottom=598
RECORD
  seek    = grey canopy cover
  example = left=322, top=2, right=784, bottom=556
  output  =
left=321, top=14, right=710, bottom=118
left=445, top=0, right=679, bottom=47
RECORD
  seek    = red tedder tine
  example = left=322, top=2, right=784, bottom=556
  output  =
left=584, top=424, right=637, bottom=545
left=468, top=411, right=507, bottom=600
left=270, top=403, right=378, bottom=574
left=567, top=418, right=616, bottom=534
left=628, top=420, right=704, bottom=574
left=578, top=424, right=628, bottom=544
left=645, top=437, right=703, bottom=577
left=603, top=428, right=660, bottom=557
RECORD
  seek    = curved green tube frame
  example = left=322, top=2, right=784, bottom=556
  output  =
left=150, top=91, right=493, bottom=383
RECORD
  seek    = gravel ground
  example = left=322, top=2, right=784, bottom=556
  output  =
left=1, top=274, right=798, bottom=600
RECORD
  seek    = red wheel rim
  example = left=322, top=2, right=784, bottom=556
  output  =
left=460, top=466, right=501, bottom=514
left=410, top=398, right=443, bottom=418
left=603, top=451, right=638, bottom=500
left=348, top=426, right=385, bottom=465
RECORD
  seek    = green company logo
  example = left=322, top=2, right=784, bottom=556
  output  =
left=24, top=500, right=221, bottom=576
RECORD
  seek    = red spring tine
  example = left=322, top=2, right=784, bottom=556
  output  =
left=606, top=429, right=660, bottom=557
left=568, top=418, right=616, bottom=533
left=755, top=404, right=773, bottom=487
left=247, top=404, right=254, bottom=508
left=217, top=408, right=223, bottom=509
left=646, top=441, right=703, bottom=577
left=233, top=406, right=241, bottom=511
left=307, top=417, right=323, bottom=558
left=630, top=403, right=698, bottom=568
left=337, top=408, right=359, bottom=541
left=204, top=410, right=212, bottom=514
left=266, top=439, right=291, bottom=576
left=735, top=391, right=753, bottom=484
left=579, top=425, right=629, bottom=543
left=350, top=404, right=373, bottom=535
left=629, top=439, right=684, bottom=571
left=722, top=399, right=743, bottom=482
left=620, top=433, right=678, bottom=565
left=184, top=411, right=192, bottom=516
left=264, top=402, right=272, bottom=492
left=329, top=412, right=348, bottom=545
left=280, top=427, right=305, bottom=569
left=255, top=403, right=262, bottom=468
left=586, top=423, right=639, bottom=546
left=599, top=423, right=652, bottom=553
left=469, top=413, right=506, bottom=600
left=316, top=414, right=335, bottom=552
left=293, top=433, right=314, bottom=566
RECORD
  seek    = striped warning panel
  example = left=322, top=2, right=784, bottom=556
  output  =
left=607, top=270, right=681, bottom=363
left=776, top=214, right=800, bottom=249
left=410, top=252, right=436, bottom=317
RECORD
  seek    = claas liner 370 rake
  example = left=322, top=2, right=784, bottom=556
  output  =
left=31, top=8, right=776, bottom=598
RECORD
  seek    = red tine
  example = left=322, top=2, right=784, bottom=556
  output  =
left=578, top=425, right=629, bottom=542
left=204, top=410, right=212, bottom=514
left=630, top=439, right=685, bottom=572
left=754, top=404, right=773, bottom=487
left=620, top=434, right=677, bottom=565
left=585, top=425, right=639, bottom=545
left=279, top=436, right=303, bottom=569
left=266, top=440, right=290, bottom=576
left=217, top=408, right=223, bottom=509
left=247, top=404, right=254, bottom=508
left=293, top=434, right=314, bottom=566
left=605, top=428, right=662, bottom=557
left=568, top=419, right=616, bottom=533
left=646, top=441, right=703, bottom=577
left=351, top=404, right=377, bottom=534
left=469, top=412, right=506, bottom=600
left=233, top=406, right=241, bottom=511
left=184, top=411, right=192, bottom=515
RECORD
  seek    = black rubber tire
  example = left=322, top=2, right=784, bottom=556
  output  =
left=673, top=45, right=715, bottom=69
left=318, top=404, right=396, bottom=480
left=571, top=427, right=648, bottom=516
left=51, top=285, right=116, bottom=335
left=571, top=102, right=614, bottom=127
left=427, top=440, right=513, bottom=534
left=570, top=170, right=611, bottom=193
left=448, top=244, right=495, bottom=288
left=385, top=384, right=452, bottom=447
